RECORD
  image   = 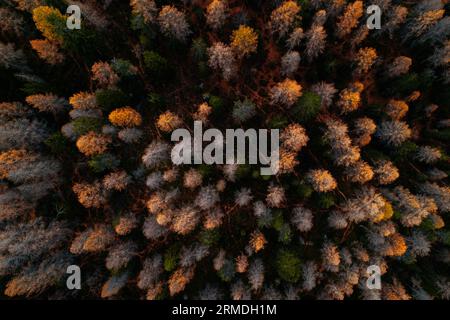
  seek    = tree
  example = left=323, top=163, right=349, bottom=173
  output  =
left=231, top=280, right=251, bottom=300
left=375, top=120, right=412, bottom=147
left=106, top=241, right=137, bottom=272
left=235, top=188, right=253, bottom=206
left=293, top=91, right=322, bottom=121
left=208, top=42, right=237, bottom=80
left=276, top=249, right=301, bottom=283
left=382, top=279, right=411, bottom=300
left=385, top=99, right=408, bottom=120
left=109, top=107, right=142, bottom=127
left=306, top=169, right=337, bottom=192
left=103, top=171, right=131, bottom=191
left=72, top=181, right=108, bottom=208
left=195, top=185, right=220, bottom=210
left=326, top=0, right=347, bottom=17
left=381, top=5, right=408, bottom=39
left=0, top=42, right=26, bottom=70
left=232, top=98, right=256, bottom=123
left=76, top=132, right=111, bottom=156
left=429, top=41, right=449, bottom=67
left=324, top=119, right=361, bottom=167
left=270, top=79, right=302, bottom=107
left=421, top=182, right=450, bottom=212
left=344, top=160, right=374, bottom=184
left=354, top=47, right=377, bottom=74
left=158, top=5, right=191, bottom=42
left=387, top=56, right=412, bottom=77
left=407, top=9, right=445, bottom=39
left=247, top=258, right=264, bottom=292
left=321, top=242, right=340, bottom=272
left=171, top=206, right=200, bottom=235
left=0, top=7, right=24, bottom=36
left=142, top=141, right=170, bottom=168
left=1, top=117, right=49, bottom=151
left=281, top=51, right=300, bottom=76
left=101, top=272, right=130, bottom=298
left=138, top=254, right=163, bottom=290
left=382, top=186, right=437, bottom=227
left=183, top=169, right=203, bottom=189
left=335, top=1, right=364, bottom=39
left=337, top=82, right=363, bottom=114
left=305, top=25, right=327, bottom=61
left=270, top=1, right=301, bottom=37
left=266, top=185, right=286, bottom=208
left=118, top=128, right=142, bottom=143
left=230, top=25, right=258, bottom=58
left=91, top=62, right=120, bottom=88
left=311, top=82, right=337, bottom=108
left=193, top=102, right=212, bottom=123
left=249, top=230, right=267, bottom=253
left=32, top=6, right=66, bottom=43
left=156, top=111, right=182, bottom=132
left=281, top=123, right=308, bottom=152
left=30, top=39, right=64, bottom=65
left=130, top=0, right=157, bottom=24
left=286, top=27, right=304, bottom=50
left=291, top=206, right=313, bottom=232
left=302, top=261, right=318, bottom=291
left=353, top=117, right=376, bottom=146
left=26, top=94, right=67, bottom=113
left=374, top=160, right=399, bottom=185
left=206, top=0, right=229, bottom=30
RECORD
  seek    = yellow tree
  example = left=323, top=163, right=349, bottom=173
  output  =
left=230, top=25, right=258, bottom=58
left=32, top=6, right=66, bottom=43
left=109, top=107, right=142, bottom=127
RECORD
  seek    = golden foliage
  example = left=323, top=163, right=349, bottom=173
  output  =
left=76, top=132, right=111, bottom=156
left=372, top=200, right=394, bottom=223
left=231, top=25, right=258, bottom=58
left=386, top=100, right=409, bottom=120
left=69, top=92, right=97, bottom=110
left=355, top=47, right=377, bottom=74
left=30, top=39, right=64, bottom=64
left=250, top=230, right=267, bottom=253
left=109, top=107, right=142, bottom=127
left=389, top=233, right=407, bottom=257
left=156, top=111, right=182, bottom=132
left=32, top=6, right=65, bottom=42
left=336, top=1, right=364, bottom=38
left=337, top=82, right=364, bottom=113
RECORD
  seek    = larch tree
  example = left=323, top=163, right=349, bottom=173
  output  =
left=207, top=42, right=237, bottom=80
left=269, top=1, right=301, bottom=38
left=158, top=5, right=191, bottom=42
left=305, top=25, right=327, bottom=61
left=270, top=79, right=302, bottom=107
left=206, top=0, right=229, bottom=30
left=335, top=1, right=364, bottom=39
left=230, top=25, right=258, bottom=58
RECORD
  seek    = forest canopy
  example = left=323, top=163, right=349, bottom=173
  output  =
left=0, top=0, right=449, bottom=300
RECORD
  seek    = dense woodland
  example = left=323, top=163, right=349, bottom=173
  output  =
left=0, top=0, right=450, bottom=299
